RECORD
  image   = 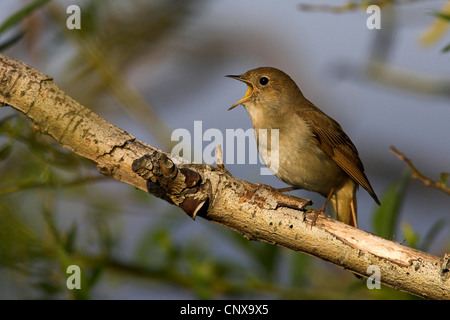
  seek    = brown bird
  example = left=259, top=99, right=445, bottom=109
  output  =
left=227, top=67, right=380, bottom=227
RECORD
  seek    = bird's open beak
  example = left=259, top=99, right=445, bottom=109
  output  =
left=226, top=75, right=253, bottom=110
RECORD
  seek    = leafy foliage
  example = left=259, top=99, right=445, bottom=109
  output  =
left=0, top=0, right=51, bottom=50
left=372, top=170, right=410, bottom=240
left=0, top=0, right=51, bottom=35
left=430, top=11, right=450, bottom=53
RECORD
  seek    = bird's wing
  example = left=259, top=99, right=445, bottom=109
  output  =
left=301, top=108, right=380, bottom=204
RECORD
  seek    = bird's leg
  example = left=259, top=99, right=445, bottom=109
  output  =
left=320, top=187, right=334, bottom=212
left=311, top=188, right=334, bottom=225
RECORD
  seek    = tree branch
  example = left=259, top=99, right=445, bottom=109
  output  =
left=390, top=146, right=450, bottom=196
left=1, top=54, right=449, bottom=299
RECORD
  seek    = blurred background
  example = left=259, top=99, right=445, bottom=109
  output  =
left=0, top=0, right=449, bottom=299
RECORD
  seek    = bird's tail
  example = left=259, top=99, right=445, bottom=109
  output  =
left=330, top=179, right=358, bottom=228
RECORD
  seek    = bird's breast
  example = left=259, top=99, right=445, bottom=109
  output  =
left=254, top=116, right=348, bottom=196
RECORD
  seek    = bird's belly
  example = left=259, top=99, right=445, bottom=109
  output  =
left=259, top=134, right=347, bottom=196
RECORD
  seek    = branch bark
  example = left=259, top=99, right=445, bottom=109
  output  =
left=0, top=54, right=449, bottom=299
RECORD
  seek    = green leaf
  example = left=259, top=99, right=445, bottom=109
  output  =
left=230, top=231, right=280, bottom=278
left=430, top=11, right=450, bottom=53
left=431, top=11, right=450, bottom=21
left=0, top=0, right=51, bottom=35
left=0, top=143, right=12, bottom=161
left=372, top=170, right=411, bottom=240
left=420, top=218, right=447, bottom=252
left=135, top=226, right=178, bottom=269
left=63, top=222, right=78, bottom=254
left=402, top=223, right=419, bottom=249
left=442, top=43, right=450, bottom=53
left=290, top=252, right=311, bottom=286
left=0, top=114, right=20, bottom=134
left=186, top=254, right=216, bottom=300
left=0, top=31, right=25, bottom=51
left=85, top=264, right=106, bottom=292
left=439, top=172, right=449, bottom=186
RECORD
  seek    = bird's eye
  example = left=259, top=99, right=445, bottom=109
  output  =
left=259, top=76, right=269, bottom=86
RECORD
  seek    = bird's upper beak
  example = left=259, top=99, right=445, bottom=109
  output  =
left=226, top=74, right=254, bottom=110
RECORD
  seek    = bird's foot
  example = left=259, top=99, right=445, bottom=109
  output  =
left=308, top=188, right=334, bottom=226
left=309, top=207, right=326, bottom=227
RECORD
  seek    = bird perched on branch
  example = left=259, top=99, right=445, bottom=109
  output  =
left=227, top=67, right=380, bottom=227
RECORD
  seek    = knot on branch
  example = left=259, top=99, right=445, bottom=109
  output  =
left=132, top=152, right=208, bottom=219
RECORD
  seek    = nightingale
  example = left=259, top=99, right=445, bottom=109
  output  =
left=226, top=67, right=380, bottom=227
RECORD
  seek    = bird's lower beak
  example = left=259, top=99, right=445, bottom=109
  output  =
left=226, top=75, right=253, bottom=110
